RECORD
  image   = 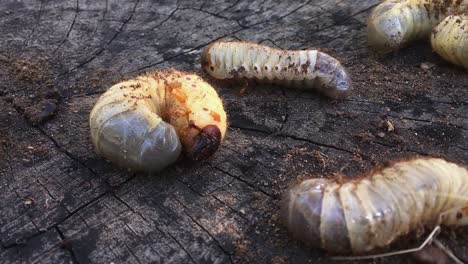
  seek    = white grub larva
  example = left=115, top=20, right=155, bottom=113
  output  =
left=431, top=14, right=468, bottom=69
left=282, top=158, right=468, bottom=254
left=89, top=70, right=227, bottom=172
left=367, top=0, right=467, bottom=53
left=201, top=41, right=352, bottom=99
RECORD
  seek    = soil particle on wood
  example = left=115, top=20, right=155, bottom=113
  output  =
left=411, top=244, right=449, bottom=264
left=1, top=57, right=60, bottom=125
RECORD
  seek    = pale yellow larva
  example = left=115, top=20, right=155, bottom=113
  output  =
left=89, top=70, right=227, bottom=172
left=431, top=14, right=468, bottom=69
left=282, top=158, right=468, bottom=254
left=201, top=41, right=352, bottom=99
left=368, top=0, right=467, bottom=53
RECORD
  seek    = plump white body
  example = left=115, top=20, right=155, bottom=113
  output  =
left=89, top=71, right=227, bottom=172
left=201, top=41, right=352, bottom=99
left=283, top=158, right=468, bottom=254
left=431, top=14, right=468, bottom=69
left=90, top=76, right=181, bottom=171
left=368, top=0, right=468, bottom=53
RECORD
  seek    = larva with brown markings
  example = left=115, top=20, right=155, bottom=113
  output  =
left=201, top=41, right=352, bottom=99
left=431, top=14, right=468, bottom=69
left=282, top=158, right=468, bottom=254
left=89, top=70, right=227, bottom=172
left=368, top=0, right=467, bottom=53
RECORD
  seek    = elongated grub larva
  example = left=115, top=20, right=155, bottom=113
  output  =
left=201, top=41, right=352, bottom=99
left=89, top=70, right=227, bottom=172
left=282, top=158, right=468, bottom=254
left=431, top=14, right=468, bottom=69
left=368, top=0, right=467, bottom=53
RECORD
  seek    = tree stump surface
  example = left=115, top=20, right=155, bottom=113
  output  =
left=0, top=0, right=467, bottom=263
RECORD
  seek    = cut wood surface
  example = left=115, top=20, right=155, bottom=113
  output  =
left=0, top=0, right=467, bottom=263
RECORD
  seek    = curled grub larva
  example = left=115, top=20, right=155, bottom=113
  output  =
left=367, top=0, right=467, bottom=53
left=201, top=41, right=352, bottom=99
left=282, top=158, right=468, bottom=254
left=431, top=14, right=468, bottom=69
left=89, top=70, right=227, bottom=171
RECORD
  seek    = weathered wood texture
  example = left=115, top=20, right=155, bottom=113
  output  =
left=0, top=0, right=467, bottom=263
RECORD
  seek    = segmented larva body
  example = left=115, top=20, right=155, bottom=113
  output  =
left=201, top=41, right=352, bottom=99
left=282, top=158, right=468, bottom=254
left=431, top=14, right=468, bottom=69
left=368, top=0, right=467, bottom=53
left=89, top=70, right=227, bottom=171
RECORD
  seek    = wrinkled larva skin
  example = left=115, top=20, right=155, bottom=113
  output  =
left=368, top=0, right=467, bottom=53
left=282, top=158, right=468, bottom=254
left=431, top=14, right=468, bottom=69
left=201, top=41, right=352, bottom=99
left=89, top=70, right=227, bottom=172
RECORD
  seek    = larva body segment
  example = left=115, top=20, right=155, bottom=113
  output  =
left=89, top=70, right=227, bottom=171
left=282, top=158, right=468, bottom=254
left=431, top=14, right=468, bottom=69
left=368, top=0, right=467, bottom=53
left=201, top=41, right=352, bottom=99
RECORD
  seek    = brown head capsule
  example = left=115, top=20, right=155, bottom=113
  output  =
left=187, top=125, right=222, bottom=161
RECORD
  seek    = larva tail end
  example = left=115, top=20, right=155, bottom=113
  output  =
left=140, top=122, right=182, bottom=172
left=279, top=181, right=303, bottom=240
left=186, top=125, right=222, bottom=161
left=279, top=182, right=296, bottom=226
left=281, top=178, right=330, bottom=251
left=327, top=66, right=352, bottom=99
left=367, top=4, right=404, bottom=54
left=314, top=53, right=352, bottom=99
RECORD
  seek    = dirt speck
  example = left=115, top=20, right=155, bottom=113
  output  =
left=272, top=255, right=288, bottom=264
left=4, top=57, right=60, bottom=125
